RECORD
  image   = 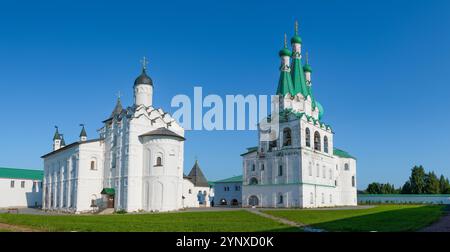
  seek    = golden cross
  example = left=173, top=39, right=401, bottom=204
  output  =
left=116, top=91, right=121, bottom=99
left=305, top=52, right=309, bottom=64
left=295, top=20, right=299, bottom=35
left=284, top=33, right=287, bottom=48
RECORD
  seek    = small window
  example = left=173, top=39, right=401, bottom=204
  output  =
left=249, top=177, right=258, bottom=185
left=252, top=164, right=256, bottom=171
left=335, top=180, right=338, bottom=186
left=321, top=193, right=325, bottom=204
left=235, top=186, right=240, bottom=191
left=278, top=194, right=284, bottom=204
left=322, top=166, right=326, bottom=178
left=261, top=164, right=265, bottom=171
left=90, top=160, right=96, bottom=170
left=324, top=136, right=329, bottom=153
left=344, top=163, right=350, bottom=171
left=352, top=176, right=355, bottom=187
left=308, top=163, right=312, bottom=176
left=316, top=164, right=320, bottom=177
left=10, top=180, right=14, bottom=188
left=278, top=165, right=283, bottom=176
left=156, top=156, right=162, bottom=166
left=189, top=189, right=192, bottom=194
left=310, top=192, right=314, bottom=204
left=21, top=181, right=25, bottom=188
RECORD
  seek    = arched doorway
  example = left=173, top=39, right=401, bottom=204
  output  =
left=248, top=195, right=259, bottom=207
left=231, top=199, right=239, bottom=206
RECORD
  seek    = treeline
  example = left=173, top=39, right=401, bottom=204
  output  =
left=363, top=165, right=450, bottom=194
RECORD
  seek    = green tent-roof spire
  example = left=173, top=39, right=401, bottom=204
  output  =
left=53, top=126, right=61, bottom=140
left=276, top=33, right=294, bottom=96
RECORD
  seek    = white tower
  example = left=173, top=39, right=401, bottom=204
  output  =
left=52, top=126, right=61, bottom=151
left=134, top=56, right=153, bottom=107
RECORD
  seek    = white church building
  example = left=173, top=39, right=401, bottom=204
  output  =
left=41, top=59, right=211, bottom=213
left=242, top=23, right=357, bottom=208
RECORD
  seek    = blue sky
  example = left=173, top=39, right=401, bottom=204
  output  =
left=1, top=0, right=450, bottom=189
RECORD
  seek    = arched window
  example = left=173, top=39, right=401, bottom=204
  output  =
left=90, top=160, right=96, bottom=170
left=248, top=195, right=259, bottom=206
left=283, top=128, right=292, bottom=146
left=251, top=164, right=256, bottom=171
left=352, top=176, right=355, bottom=187
left=278, top=165, right=283, bottom=176
left=249, top=177, right=258, bottom=185
left=269, top=140, right=277, bottom=151
left=156, top=156, right=162, bottom=166
left=305, top=128, right=311, bottom=147
left=344, top=163, right=350, bottom=171
left=324, top=136, right=329, bottom=153
left=220, top=198, right=227, bottom=205
left=278, top=194, right=284, bottom=204
left=314, top=131, right=321, bottom=151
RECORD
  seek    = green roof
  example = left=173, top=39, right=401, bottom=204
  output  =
left=303, top=64, right=312, bottom=73
left=333, top=148, right=356, bottom=159
left=278, top=48, right=292, bottom=57
left=215, top=175, right=243, bottom=183
left=0, top=167, right=43, bottom=180
left=240, top=146, right=258, bottom=156
left=291, top=57, right=308, bottom=97
left=276, top=70, right=294, bottom=96
left=101, top=188, right=115, bottom=196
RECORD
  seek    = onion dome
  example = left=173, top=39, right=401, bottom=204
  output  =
left=279, top=48, right=292, bottom=57
left=291, top=35, right=302, bottom=44
left=316, top=101, right=324, bottom=120
left=303, top=64, right=312, bottom=73
left=134, top=69, right=153, bottom=87
left=53, top=126, right=61, bottom=140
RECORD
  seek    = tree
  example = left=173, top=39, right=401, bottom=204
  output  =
left=439, top=175, right=450, bottom=194
left=424, top=172, right=440, bottom=194
left=409, top=166, right=426, bottom=194
left=366, top=182, right=382, bottom=194
left=401, top=181, right=412, bottom=194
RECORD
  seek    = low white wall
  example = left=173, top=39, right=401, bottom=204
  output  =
left=358, top=194, right=450, bottom=204
left=0, top=178, right=42, bottom=208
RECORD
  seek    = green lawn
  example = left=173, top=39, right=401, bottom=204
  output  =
left=0, top=210, right=293, bottom=232
left=263, top=205, right=445, bottom=232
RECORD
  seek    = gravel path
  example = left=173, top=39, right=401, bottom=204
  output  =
left=0, top=223, right=39, bottom=232
left=420, top=205, right=450, bottom=232
left=245, top=209, right=325, bottom=232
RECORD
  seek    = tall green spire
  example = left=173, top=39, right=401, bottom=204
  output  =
left=303, top=52, right=316, bottom=109
left=276, top=34, right=294, bottom=96
left=53, top=126, right=61, bottom=140
left=290, top=21, right=308, bottom=97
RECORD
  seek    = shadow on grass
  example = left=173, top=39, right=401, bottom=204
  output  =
left=306, top=205, right=445, bottom=232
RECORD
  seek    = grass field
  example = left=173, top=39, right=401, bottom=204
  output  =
left=0, top=210, right=293, bottom=232
left=0, top=205, right=445, bottom=232
left=263, top=205, right=445, bottom=232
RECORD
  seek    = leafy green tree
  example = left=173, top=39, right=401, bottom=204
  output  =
left=409, top=166, right=426, bottom=194
left=424, top=172, right=440, bottom=194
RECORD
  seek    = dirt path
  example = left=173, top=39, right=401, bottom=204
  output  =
left=420, top=205, right=450, bottom=232
left=245, top=209, right=324, bottom=232
left=0, top=222, right=40, bottom=232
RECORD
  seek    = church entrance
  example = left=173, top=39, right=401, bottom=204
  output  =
left=106, top=195, right=115, bottom=208
left=248, top=195, right=259, bottom=207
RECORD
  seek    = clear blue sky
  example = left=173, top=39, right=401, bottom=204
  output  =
left=1, top=0, right=449, bottom=189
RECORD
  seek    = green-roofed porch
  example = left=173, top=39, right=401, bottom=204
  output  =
left=101, top=188, right=115, bottom=196
left=0, top=167, right=43, bottom=180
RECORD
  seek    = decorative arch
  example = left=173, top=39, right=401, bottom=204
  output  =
left=283, top=128, right=292, bottom=146
left=305, top=128, right=311, bottom=147
left=248, top=195, right=259, bottom=206
left=314, top=131, right=321, bottom=151
left=249, top=177, right=258, bottom=185
left=324, top=136, right=329, bottom=153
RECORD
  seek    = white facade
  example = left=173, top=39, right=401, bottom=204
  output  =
left=41, top=65, right=210, bottom=213
left=0, top=168, right=43, bottom=208
left=242, top=29, right=357, bottom=208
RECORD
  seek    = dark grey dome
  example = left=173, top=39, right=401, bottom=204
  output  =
left=134, top=69, right=153, bottom=86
